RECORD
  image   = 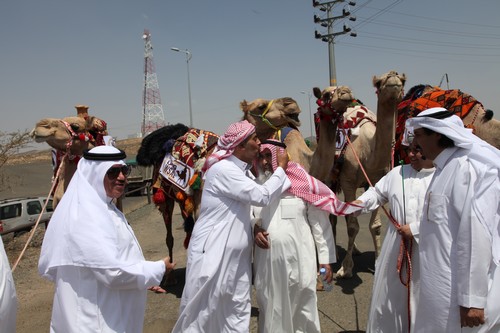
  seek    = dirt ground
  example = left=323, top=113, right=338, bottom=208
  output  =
left=2, top=152, right=380, bottom=332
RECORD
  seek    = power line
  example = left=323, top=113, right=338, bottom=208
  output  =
left=338, top=42, right=500, bottom=64
left=358, top=31, right=500, bottom=50
left=354, top=18, right=500, bottom=39
left=366, top=6, right=500, bottom=29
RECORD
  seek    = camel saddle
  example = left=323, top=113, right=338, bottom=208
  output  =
left=336, top=104, right=377, bottom=158
left=395, top=87, right=481, bottom=163
left=159, top=128, right=219, bottom=194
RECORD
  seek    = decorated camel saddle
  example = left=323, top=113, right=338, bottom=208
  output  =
left=153, top=128, right=219, bottom=213
left=395, top=87, right=482, bottom=162
left=332, top=102, right=377, bottom=158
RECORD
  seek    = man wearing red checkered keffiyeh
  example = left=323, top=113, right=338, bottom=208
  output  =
left=202, top=119, right=256, bottom=172
left=174, top=121, right=291, bottom=333
left=259, top=140, right=362, bottom=216
left=252, top=140, right=362, bottom=333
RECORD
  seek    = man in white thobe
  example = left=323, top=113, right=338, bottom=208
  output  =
left=406, top=107, right=500, bottom=332
left=172, top=121, right=290, bottom=333
left=252, top=140, right=340, bottom=333
left=0, top=236, right=17, bottom=333
left=353, top=143, right=434, bottom=332
left=39, top=146, right=174, bottom=333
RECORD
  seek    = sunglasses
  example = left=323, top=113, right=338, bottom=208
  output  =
left=106, top=165, right=131, bottom=179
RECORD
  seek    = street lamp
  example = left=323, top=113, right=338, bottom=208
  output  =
left=171, top=47, right=193, bottom=127
left=300, top=91, right=314, bottom=138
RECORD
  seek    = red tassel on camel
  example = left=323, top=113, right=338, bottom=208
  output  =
left=153, top=188, right=166, bottom=204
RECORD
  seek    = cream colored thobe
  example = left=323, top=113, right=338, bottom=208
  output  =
left=253, top=195, right=336, bottom=333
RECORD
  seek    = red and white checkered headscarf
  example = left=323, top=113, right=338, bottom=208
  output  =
left=203, top=120, right=256, bottom=172
left=260, top=140, right=362, bottom=216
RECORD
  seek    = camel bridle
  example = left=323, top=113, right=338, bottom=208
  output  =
left=248, top=99, right=280, bottom=130
left=315, top=89, right=344, bottom=125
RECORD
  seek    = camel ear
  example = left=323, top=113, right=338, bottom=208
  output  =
left=484, top=109, right=494, bottom=121
left=239, top=100, right=248, bottom=112
left=313, top=87, right=322, bottom=99
left=372, top=76, right=381, bottom=89
left=400, top=73, right=407, bottom=85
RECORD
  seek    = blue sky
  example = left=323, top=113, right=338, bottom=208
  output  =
left=1, top=0, right=499, bottom=144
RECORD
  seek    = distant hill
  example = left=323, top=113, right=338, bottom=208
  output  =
left=7, top=138, right=143, bottom=165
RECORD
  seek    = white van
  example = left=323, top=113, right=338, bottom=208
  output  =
left=0, top=197, right=53, bottom=235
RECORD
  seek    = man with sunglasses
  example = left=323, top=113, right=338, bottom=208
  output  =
left=39, top=145, right=175, bottom=333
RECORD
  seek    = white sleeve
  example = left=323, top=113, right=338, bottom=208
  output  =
left=307, top=204, right=336, bottom=264
left=356, top=170, right=393, bottom=213
left=455, top=161, right=491, bottom=308
left=213, top=166, right=291, bottom=207
left=92, top=260, right=165, bottom=290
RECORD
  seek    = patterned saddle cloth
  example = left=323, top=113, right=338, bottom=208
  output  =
left=395, top=87, right=481, bottom=162
left=159, top=128, right=219, bottom=194
left=336, top=104, right=377, bottom=156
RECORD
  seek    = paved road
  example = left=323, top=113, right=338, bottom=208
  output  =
left=129, top=196, right=386, bottom=333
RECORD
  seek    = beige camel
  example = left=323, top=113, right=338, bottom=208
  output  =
left=311, top=71, right=407, bottom=278
left=136, top=97, right=313, bottom=287
left=240, top=97, right=313, bottom=170
left=30, top=106, right=108, bottom=207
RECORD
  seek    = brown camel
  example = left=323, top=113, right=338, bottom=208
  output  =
left=240, top=97, right=313, bottom=171
left=30, top=105, right=108, bottom=207
left=310, top=71, right=407, bottom=278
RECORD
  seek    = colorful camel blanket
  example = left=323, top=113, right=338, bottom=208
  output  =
left=159, top=128, right=219, bottom=193
left=408, top=88, right=480, bottom=119
left=395, top=88, right=481, bottom=162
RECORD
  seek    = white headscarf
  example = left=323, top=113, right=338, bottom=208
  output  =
left=406, top=107, right=500, bottom=265
left=38, top=146, right=134, bottom=281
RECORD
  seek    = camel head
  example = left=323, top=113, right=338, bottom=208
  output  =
left=31, top=116, right=96, bottom=155
left=312, top=85, right=355, bottom=120
left=373, top=70, right=407, bottom=105
left=240, top=97, right=302, bottom=131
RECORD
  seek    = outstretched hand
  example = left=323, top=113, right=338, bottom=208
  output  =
left=350, top=200, right=364, bottom=217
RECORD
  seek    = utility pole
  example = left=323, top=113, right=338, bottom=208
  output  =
left=313, top=0, right=357, bottom=86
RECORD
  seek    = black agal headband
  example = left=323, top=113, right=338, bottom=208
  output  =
left=83, top=149, right=127, bottom=161
left=420, top=109, right=454, bottom=119
left=260, top=140, right=287, bottom=149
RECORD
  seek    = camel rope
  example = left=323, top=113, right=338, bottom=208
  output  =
left=11, top=152, right=66, bottom=272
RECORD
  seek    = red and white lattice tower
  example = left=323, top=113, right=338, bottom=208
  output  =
left=141, top=29, right=166, bottom=136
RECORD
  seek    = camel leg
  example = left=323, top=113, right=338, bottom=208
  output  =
left=336, top=214, right=359, bottom=278
left=159, top=199, right=177, bottom=288
left=369, top=207, right=382, bottom=259
left=329, top=214, right=340, bottom=260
